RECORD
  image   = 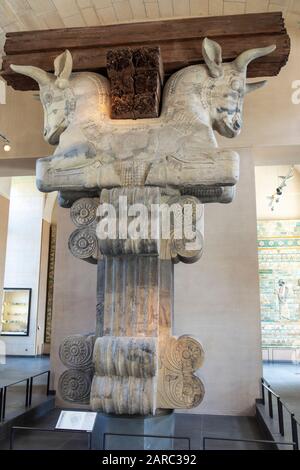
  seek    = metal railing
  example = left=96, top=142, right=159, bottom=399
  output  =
left=0, top=370, right=50, bottom=422
left=10, top=425, right=92, bottom=450
left=103, top=432, right=191, bottom=450
left=261, top=377, right=300, bottom=450
left=203, top=436, right=295, bottom=450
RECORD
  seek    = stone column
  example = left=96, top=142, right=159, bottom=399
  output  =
left=63, top=187, right=205, bottom=416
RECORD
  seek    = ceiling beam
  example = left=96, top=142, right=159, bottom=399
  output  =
left=1, top=12, right=290, bottom=91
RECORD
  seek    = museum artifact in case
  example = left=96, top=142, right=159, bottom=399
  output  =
left=1, top=288, right=31, bottom=336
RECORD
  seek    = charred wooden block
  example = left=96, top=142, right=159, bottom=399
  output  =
left=107, top=48, right=134, bottom=75
left=111, top=95, right=134, bottom=119
left=135, top=71, right=161, bottom=95
left=134, top=92, right=160, bottom=119
left=107, top=46, right=163, bottom=119
left=110, top=75, right=135, bottom=97
left=133, top=47, right=164, bottom=83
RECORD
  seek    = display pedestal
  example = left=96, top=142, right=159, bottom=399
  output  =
left=92, top=411, right=175, bottom=450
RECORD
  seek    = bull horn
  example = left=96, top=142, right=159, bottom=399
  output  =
left=234, top=44, right=276, bottom=72
left=10, top=64, right=53, bottom=87
left=245, top=80, right=267, bottom=94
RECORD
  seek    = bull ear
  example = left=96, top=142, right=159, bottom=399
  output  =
left=245, top=80, right=267, bottom=94
left=202, top=37, right=223, bottom=78
left=234, top=45, right=276, bottom=72
left=10, top=64, right=53, bottom=87
left=54, top=50, right=73, bottom=89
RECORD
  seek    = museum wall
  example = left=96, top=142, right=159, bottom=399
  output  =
left=36, top=219, right=51, bottom=355
left=50, top=207, right=97, bottom=402
left=3, top=176, right=44, bottom=355
left=0, top=83, right=52, bottom=159
left=0, top=191, right=9, bottom=334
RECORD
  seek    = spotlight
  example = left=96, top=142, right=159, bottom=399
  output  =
left=0, top=133, right=11, bottom=152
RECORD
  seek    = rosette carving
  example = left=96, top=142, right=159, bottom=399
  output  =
left=70, top=198, right=98, bottom=227
left=58, top=369, right=92, bottom=404
left=59, top=334, right=93, bottom=369
left=68, top=227, right=98, bottom=262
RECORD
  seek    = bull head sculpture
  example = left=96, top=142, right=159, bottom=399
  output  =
left=201, top=38, right=275, bottom=138
left=11, top=50, right=74, bottom=145
left=9, top=38, right=277, bottom=201
left=10, top=38, right=276, bottom=147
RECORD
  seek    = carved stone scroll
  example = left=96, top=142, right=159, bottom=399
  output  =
left=90, top=376, right=155, bottom=415
left=91, top=336, right=157, bottom=414
left=93, top=336, right=157, bottom=378
left=157, top=336, right=205, bottom=409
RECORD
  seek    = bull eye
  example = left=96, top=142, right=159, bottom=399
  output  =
left=231, top=79, right=242, bottom=91
left=43, top=92, right=53, bottom=105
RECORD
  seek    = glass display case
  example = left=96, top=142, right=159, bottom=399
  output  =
left=1, top=288, right=31, bottom=336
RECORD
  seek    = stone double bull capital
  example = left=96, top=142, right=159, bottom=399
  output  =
left=11, top=38, right=275, bottom=415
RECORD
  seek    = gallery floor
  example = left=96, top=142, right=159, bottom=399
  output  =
left=0, top=356, right=50, bottom=424
left=0, top=357, right=299, bottom=450
left=0, top=355, right=50, bottom=388
left=263, top=362, right=300, bottom=421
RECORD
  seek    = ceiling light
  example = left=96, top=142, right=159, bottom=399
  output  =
left=0, top=133, right=11, bottom=152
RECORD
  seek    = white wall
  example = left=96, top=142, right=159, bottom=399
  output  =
left=175, top=149, right=262, bottom=415
left=3, top=176, right=44, bottom=355
left=0, top=177, right=11, bottom=198
left=0, top=182, right=10, bottom=336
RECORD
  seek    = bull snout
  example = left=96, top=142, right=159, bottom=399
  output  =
left=233, top=121, right=241, bottom=131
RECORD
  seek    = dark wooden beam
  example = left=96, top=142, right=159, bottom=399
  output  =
left=1, top=12, right=290, bottom=91
left=3, top=12, right=287, bottom=54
